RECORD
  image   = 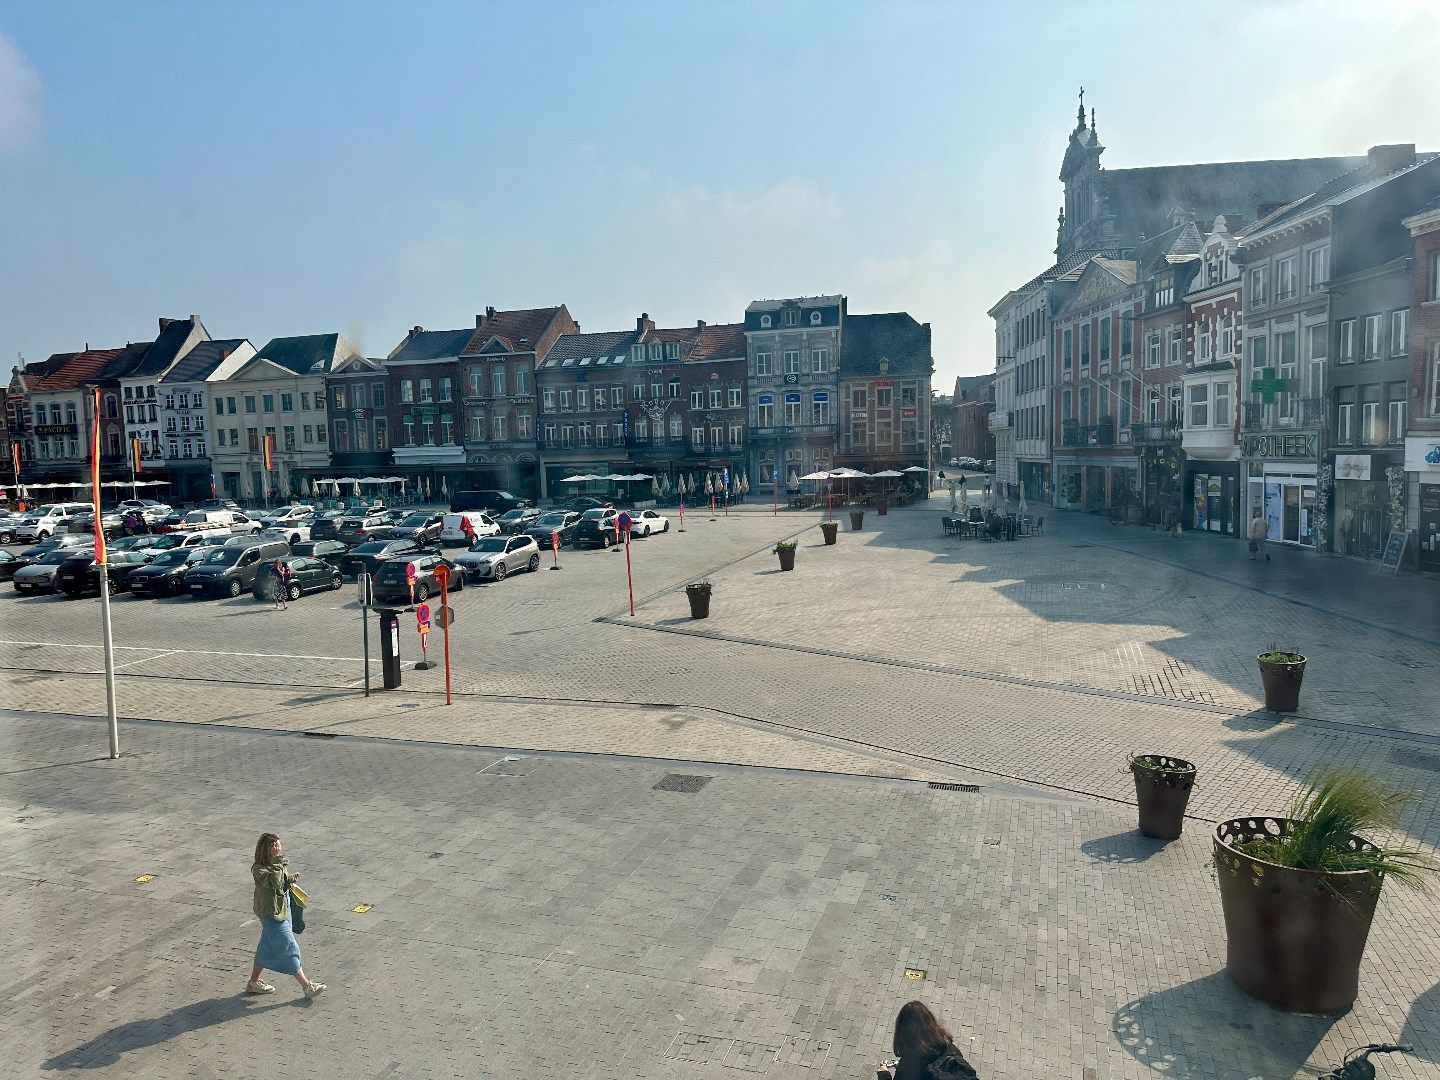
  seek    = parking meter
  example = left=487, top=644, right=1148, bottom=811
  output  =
left=374, top=606, right=403, bottom=689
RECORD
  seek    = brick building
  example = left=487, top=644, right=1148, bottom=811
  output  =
left=951, top=373, right=994, bottom=465
left=837, top=313, right=932, bottom=476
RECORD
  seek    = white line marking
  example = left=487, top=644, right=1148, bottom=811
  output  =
left=0, top=639, right=369, bottom=663
left=94, top=985, right=117, bottom=998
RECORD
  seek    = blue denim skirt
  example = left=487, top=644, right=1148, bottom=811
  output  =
left=254, top=912, right=302, bottom=976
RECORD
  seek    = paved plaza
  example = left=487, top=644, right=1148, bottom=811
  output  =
left=3, top=503, right=1440, bottom=1077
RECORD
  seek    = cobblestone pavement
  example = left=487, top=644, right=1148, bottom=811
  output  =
left=3, top=712, right=1438, bottom=1080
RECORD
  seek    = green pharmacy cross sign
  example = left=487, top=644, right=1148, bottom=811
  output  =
left=1250, top=368, right=1291, bottom=403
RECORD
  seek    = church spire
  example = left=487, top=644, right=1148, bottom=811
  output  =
left=1076, top=86, right=1085, bottom=131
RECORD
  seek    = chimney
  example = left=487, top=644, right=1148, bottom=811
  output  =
left=158, top=318, right=174, bottom=332
left=476, top=314, right=484, bottom=328
left=412, top=325, right=423, bottom=336
left=485, top=306, right=497, bottom=320
left=1368, top=143, right=1416, bottom=173
left=696, top=319, right=707, bottom=329
left=637, top=312, right=654, bottom=334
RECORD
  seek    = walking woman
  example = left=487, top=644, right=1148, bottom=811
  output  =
left=246, top=832, right=325, bottom=999
left=877, top=1001, right=977, bottom=1079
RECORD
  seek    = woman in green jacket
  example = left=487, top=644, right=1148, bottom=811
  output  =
left=246, top=832, right=326, bottom=998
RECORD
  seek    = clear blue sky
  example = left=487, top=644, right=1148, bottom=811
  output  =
left=2, top=1, right=1437, bottom=384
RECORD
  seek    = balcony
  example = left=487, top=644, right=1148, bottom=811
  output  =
left=1242, top=398, right=1326, bottom=432
left=624, top=435, right=690, bottom=451
left=750, top=424, right=836, bottom=439
left=1060, top=420, right=1115, bottom=448
left=538, top=436, right=611, bottom=453
left=1130, top=419, right=1182, bottom=444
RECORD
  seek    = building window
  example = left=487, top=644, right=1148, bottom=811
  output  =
left=783, top=309, right=798, bottom=327
left=403, top=420, right=414, bottom=446
left=542, top=388, right=555, bottom=411
left=215, top=398, right=224, bottom=416
left=1062, top=328, right=1073, bottom=371
left=812, top=348, right=829, bottom=373
left=515, top=369, right=529, bottom=395
left=280, top=393, right=294, bottom=411
left=783, top=351, right=800, bottom=375
left=1099, top=317, right=1111, bottom=365
left=755, top=351, right=773, bottom=376
left=632, top=382, right=643, bottom=401
left=669, top=415, right=682, bottom=438
left=1306, top=246, right=1327, bottom=292
left=468, top=371, right=482, bottom=397
left=1360, top=391, right=1381, bottom=444
left=1274, top=256, right=1297, bottom=301
left=418, top=379, right=433, bottom=403
left=1214, top=381, right=1232, bottom=428
left=400, top=380, right=413, bottom=404
left=1080, top=325, right=1091, bottom=368
left=440, top=415, right=453, bottom=443
left=283, top=426, right=296, bottom=451
left=469, top=413, right=485, bottom=440
left=1390, top=309, right=1410, bottom=356
left=492, top=369, right=506, bottom=396
left=810, top=311, right=822, bottom=325
left=439, top=377, right=453, bottom=402
left=543, top=422, right=555, bottom=445
left=1337, top=319, right=1355, bottom=363
left=852, top=387, right=866, bottom=409
left=634, top=418, right=647, bottom=440
left=757, top=400, right=774, bottom=427
left=784, top=398, right=802, bottom=425
left=493, top=415, right=507, bottom=441
left=301, top=391, right=312, bottom=409
left=811, top=394, right=830, bottom=425
left=1168, top=330, right=1182, bottom=366
left=668, top=378, right=680, bottom=398
left=665, top=341, right=679, bottom=360
left=688, top=388, right=702, bottom=410
left=728, top=387, right=741, bottom=408
left=1248, top=266, right=1267, bottom=306
left=1388, top=384, right=1407, bottom=442
left=559, top=389, right=571, bottom=411
left=1146, top=333, right=1160, bottom=369
left=261, top=394, right=274, bottom=413
left=301, top=425, right=313, bottom=444
left=760, top=315, right=772, bottom=328
left=1362, top=315, right=1382, bottom=360
left=245, top=395, right=257, bottom=413
left=691, top=426, right=704, bottom=449
left=709, top=387, right=722, bottom=409
left=876, top=386, right=893, bottom=408
left=1188, top=384, right=1208, bottom=428
left=577, top=387, right=589, bottom=411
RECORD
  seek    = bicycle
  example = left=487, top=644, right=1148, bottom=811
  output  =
left=1319, top=1043, right=1413, bottom=1079
left=1107, top=491, right=1129, bottom=525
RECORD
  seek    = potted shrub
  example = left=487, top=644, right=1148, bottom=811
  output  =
left=877, top=496, right=889, bottom=516
left=1214, top=770, right=1438, bottom=1015
left=819, top=521, right=838, bottom=545
left=1257, top=647, right=1306, bottom=712
left=773, top=540, right=797, bottom=572
left=849, top=509, right=864, bottom=531
left=685, top=579, right=712, bottom=619
left=1129, top=755, right=1196, bottom=840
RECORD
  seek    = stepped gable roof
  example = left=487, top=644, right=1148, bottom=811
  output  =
left=1240, top=151, right=1440, bottom=240
left=461, top=306, right=570, bottom=355
left=252, top=333, right=361, bottom=375
left=161, top=339, right=249, bottom=384
left=840, top=312, right=932, bottom=378
left=689, top=323, right=746, bottom=362
left=386, top=327, right=479, bottom=363
left=541, top=329, right=637, bottom=368
left=1101, top=156, right=1364, bottom=248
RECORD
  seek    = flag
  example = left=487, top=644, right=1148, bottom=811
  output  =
left=263, top=433, right=275, bottom=472
left=131, top=436, right=142, bottom=476
left=90, top=387, right=107, bottom=565
left=10, top=440, right=18, bottom=479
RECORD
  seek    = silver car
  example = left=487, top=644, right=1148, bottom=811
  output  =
left=12, top=547, right=93, bottom=594
left=455, top=534, right=541, bottom=581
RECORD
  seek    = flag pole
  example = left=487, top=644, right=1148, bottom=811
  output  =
left=92, top=389, right=119, bottom=758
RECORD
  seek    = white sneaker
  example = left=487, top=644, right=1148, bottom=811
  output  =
left=303, top=982, right=326, bottom=999
left=245, top=980, right=275, bottom=995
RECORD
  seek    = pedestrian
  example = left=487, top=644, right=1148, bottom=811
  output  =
left=1247, top=509, right=1270, bottom=562
left=246, top=832, right=325, bottom=999
left=272, top=560, right=294, bottom=610
left=877, top=1001, right=978, bottom=1079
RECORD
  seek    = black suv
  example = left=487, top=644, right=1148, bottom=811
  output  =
left=57, top=550, right=153, bottom=597
left=290, top=539, right=350, bottom=569
left=450, top=489, right=530, bottom=515
left=309, top=511, right=347, bottom=541
left=384, top=511, right=445, bottom=545
left=127, top=547, right=204, bottom=597
left=572, top=508, right=621, bottom=548
left=523, top=511, right=581, bottom=546
left=372, top=552, right=463, bottom=604
left=338, top=538, right=428, bottom=582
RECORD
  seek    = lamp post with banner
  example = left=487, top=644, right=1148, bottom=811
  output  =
left=90, top=388, right=119, bottom=758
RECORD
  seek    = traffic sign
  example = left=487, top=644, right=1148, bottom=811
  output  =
left=433, top=563, right=450, bottom=587
left=436, top=606, right=455, bottom=629
left=416, top=602, right=432, bottom=627
left=405, top=561, right=418, bottom=582
left=617, top=511, right=633, bottom=532
left=356, top=573, right=373, bottom=607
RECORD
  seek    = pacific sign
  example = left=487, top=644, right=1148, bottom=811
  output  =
left=1241, top=432, right=1316, bottom=460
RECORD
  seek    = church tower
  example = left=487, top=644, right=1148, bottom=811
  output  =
left=1056, top=89, right=1112, bottom=258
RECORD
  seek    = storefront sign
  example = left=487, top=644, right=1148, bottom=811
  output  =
left=35, top=423, right=77, bottom=436
left=872, top=380, right=894, bottom=389
left=852, top=410, right=868, bottom=418
left=756, top=394, right=773, bottom=405
left=901, top=408, right=916, bottom=419
left=783, top=393, right=800, bottom=403
left=1405, top=437, right=1440, bottom=471
left=350, top=408, right=373, bottom=420
left=1241, top=432, right=1316, bottom=460
left=1334, top=454, right=1371, bottom=481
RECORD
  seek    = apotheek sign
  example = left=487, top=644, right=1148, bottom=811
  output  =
left=1241, top=432, right=1316, bottom=460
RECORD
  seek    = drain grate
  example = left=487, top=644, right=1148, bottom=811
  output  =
left=928, top=781, right=980, bottom=793
left=301, top=731, right=338, bottom=740
left=1388, top=747, right=1440, bottom=773
left=653, top=773, right=712, bottom=793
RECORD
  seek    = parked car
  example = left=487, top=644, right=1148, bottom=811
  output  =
left=563, top=496, right=613, bottom=513
left=251, top=555, right=342, bottom=601
left=176, top=509, right=261, bottom=534
left=496, top=507, right=542, bottom=534
left=12, top=502, right=91, bottom=541
left=57, top=550, right=154, bottom=598
left=384, top=511, right=446, bottom=545
left=289, top=539, right=350, bottom=569
left=196, top=498, right=242, bottom=512
left=309, top=510, right=348, bottom=541
left=0, top=511, right=32, bottom=543
left=153, top=510, right=188, bottom=533
left=10, top=535, right=94, bottom=573
left=259, top=521, right=311, bottom=544
left=572, top=508, right=621, bottom=548
left=523, top=510, right=582, bottom=547
left=371, top=552, right=463, bottom=604
left=628, top=509, right=670, bottom=536
left=456, top=534, right=541, bottom=581
left=337, top=513, right=390, bottom=544
left=182, top=539, right=290, bottom=598
left=259, top=504, right=314, bottom=528
left=449, top=489, right=530, bottom=515
left=137, top=529, right=230, bottom=557
left=0, top=549, right=20, bottom=582
left=107, top=535, right=153, bottom=554
left=13, top=547, right=91, bottom=594
left=338, top=538, right=428, bottom=582
left=126, top=547, right=204, bottom=597
left=438, top=512, right=501, bottom=546
left=67, top=510, right=126, bottom=538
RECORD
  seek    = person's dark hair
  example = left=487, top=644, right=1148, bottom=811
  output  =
left=893, top=1000, right=950, bottom=1059
left=254, top=832, right=280, bottom=865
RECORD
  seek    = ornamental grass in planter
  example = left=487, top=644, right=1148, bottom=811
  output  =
left=685, top=579, right=712, bottom=619
left=1128, top=755, right=1196, bottom=840
left=1257, top=648, right=1306, bottom=712
left=773, top=540, right=797, bottom=572
left=819, top=520, right=838, bottom=545
left=1214, top=770, right=1438, bottom=1015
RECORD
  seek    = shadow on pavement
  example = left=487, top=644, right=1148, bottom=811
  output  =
left=1403, top=981, right=1440, bottom=1064
left=41, top=995, right=294, bottom=1071
left=1112, top=972, right=1334, bottom=1077
left=1079, top=830, right=1174, bottom=865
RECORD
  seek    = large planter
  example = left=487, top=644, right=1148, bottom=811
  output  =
left=820, top=521, right=838, bottom=545
left=877, top=499, right=889, bottom=516
left=776, top=547, right=796, bottom=572
left=1258, top=653, right=1306, bottom=712
left=849, top=510, right=864, bottom=531
left=1130, top=755, right=1196, bottom=840
left=1213, top=817, right=1383, bottom=1015
left=685, top=585, right=711, bottom=619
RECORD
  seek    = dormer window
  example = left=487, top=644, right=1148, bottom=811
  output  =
left=648, top=342, right=661, bottom=360
left=665, top=341, right=679, bottom=360
left=760, top=315, right=772, bottom=328
left=810, top=311, right=822, bottom=325
left=783, top=309, right=798, bottom=327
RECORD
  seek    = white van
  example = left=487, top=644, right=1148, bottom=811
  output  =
left=177, top=509, right=262, bottom=534
left=439, top=512, right=500, bottom=546
left=138, top=528, right=231, bottom=557
left=13, top=502, right=92, bottom=541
